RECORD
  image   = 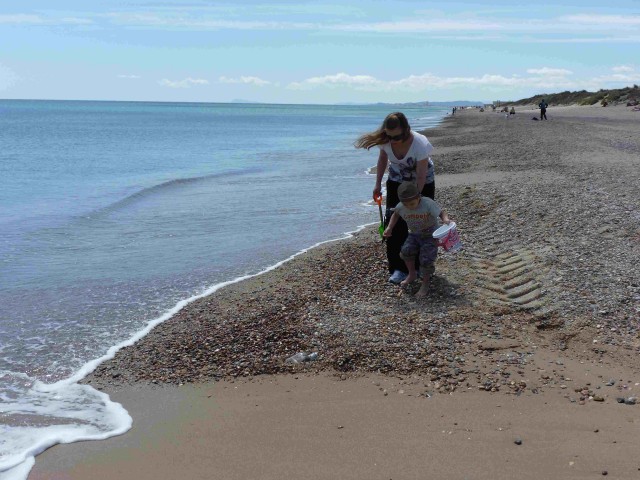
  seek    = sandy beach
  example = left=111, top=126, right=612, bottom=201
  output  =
left=31, top=104, right=640, bottom=479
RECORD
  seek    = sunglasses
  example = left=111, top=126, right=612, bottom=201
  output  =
left=386, top=132, right=406, bottom=141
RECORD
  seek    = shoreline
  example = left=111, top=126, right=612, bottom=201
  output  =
left=4, top=107, right=452, bottom=479
left=2, top=225, right=375, bottom=478
left=32, top=104, right=640, bottom=479
left=3, top=107, right=454, bottom=479
left=62, top=111, right=456, bottom=386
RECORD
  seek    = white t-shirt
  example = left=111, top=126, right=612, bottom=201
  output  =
left=379, top=131, right=434, bottom=184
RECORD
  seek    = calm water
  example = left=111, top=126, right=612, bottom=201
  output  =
left=0, top=100, right=449, bottom=478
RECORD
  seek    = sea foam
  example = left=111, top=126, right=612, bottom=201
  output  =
left=1, top=223, right=372, bottom=480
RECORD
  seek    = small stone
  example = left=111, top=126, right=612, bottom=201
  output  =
left=593, top=396, right=605, bottom=402
left=602, top=471, right=608, bottom=476
left=616, top=397, right=625, bottom=403
left=514, top=437, right=522, bottom=445
left=625, top=397, right=637, bottom=405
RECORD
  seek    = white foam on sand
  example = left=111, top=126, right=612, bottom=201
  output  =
left=1, top=223, right=374, bottom=480
left=0, top=371, right=132, bottom=479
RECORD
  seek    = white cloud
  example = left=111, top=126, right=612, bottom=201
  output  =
left=60, top=17, right=93, bottom=25
left=158, top=77, right=209, bottom=88
left=526, top=68, right=573, bottom=76
left=0, top=14, right=93, bottom=25
left=0, top=14, right=44, bottom=24
left=0, top=63, right=18, bottom=91
left=219, top=76, right=272, bottom=86
left=99, top=11, right=640, bottom=39
left=592, top=72, right=640, bottom=83
left=529, top=35, right=640, bottom=44
left=4, top=9, right=640, bottom=44
left=104, top=14, right=514, bottom=35
left=118, top=74, right=141, bottom=79
left=106, top=13, right=315, bottom=31
left=288, top=71, right=586, bottom=92
left=328, top=19, right=502, bottom=33
left=392, top=73, right=536, bottom=89
left=588, top=65, right=640, bottom=84
left=562, top=14, right=640, bottom=26
left=612, top=65, right=635, bottom=73
left=288, top=73, right=382, bottom=90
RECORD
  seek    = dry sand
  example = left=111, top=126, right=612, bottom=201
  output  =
left=31, top=104, right=640, bottom=479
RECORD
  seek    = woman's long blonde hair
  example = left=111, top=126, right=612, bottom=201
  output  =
left=354, top=112, right=411, bottom=150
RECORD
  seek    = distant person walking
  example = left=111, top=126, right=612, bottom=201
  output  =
left=355, top=112, right=436, bottom=284
left=538, top=99, right=548, bottom=120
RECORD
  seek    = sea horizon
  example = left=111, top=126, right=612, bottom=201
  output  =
left=0, top=97, right=487, bottom=106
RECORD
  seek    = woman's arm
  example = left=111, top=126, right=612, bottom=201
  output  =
left=373, top=150, right=389, bottom=199
left=439, top=209, right=451, bottom=224
left=415, top=159, right=428, bottom=192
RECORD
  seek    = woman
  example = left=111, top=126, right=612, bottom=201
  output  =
left=355, top=112, right=435, bottom=284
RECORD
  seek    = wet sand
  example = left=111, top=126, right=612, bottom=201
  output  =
left=31, top=104, right=640, bottom=479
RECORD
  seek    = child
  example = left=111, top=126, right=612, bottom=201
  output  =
left=383, top=181, right=451, bottom=297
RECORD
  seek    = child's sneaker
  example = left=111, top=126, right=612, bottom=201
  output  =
left=388, top=270, right=407, bottom=284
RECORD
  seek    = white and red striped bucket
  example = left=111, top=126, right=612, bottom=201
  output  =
left=433, top=222, right=462, bottom=252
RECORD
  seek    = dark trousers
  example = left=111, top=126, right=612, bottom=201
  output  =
left=384, top=180, right=435, bottom=274
left=540, top=108, right=547, bottom=120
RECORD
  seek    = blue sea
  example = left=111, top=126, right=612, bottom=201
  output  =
left=0, top=100, right=449, bottom=478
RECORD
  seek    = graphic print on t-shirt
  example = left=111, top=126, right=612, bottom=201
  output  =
left=402, top=157, right=416, bottom=181
left=395, top=197, right=442, bottom=233
left=389, top=156, right=416, bottom=182
left=382, top=132, right=434, bottom=184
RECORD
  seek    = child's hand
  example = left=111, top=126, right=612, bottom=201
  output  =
left=383, top=227, right=392, bottom=237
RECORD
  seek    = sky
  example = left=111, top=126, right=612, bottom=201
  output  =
left=1, top=0, right=639, bottom=104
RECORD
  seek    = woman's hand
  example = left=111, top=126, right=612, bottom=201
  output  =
left=372, top=185, right=382, bottom=201
left=383, top=226, right=393, bottom=237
